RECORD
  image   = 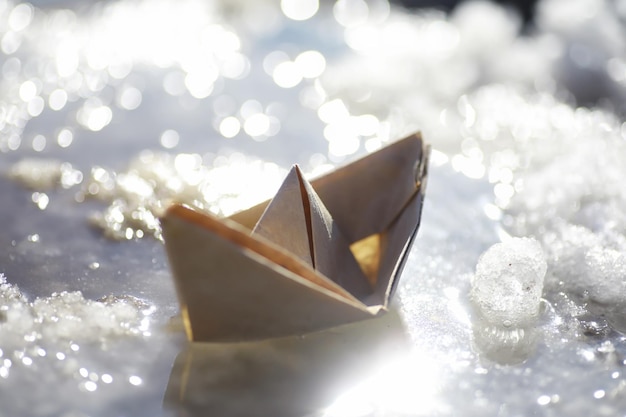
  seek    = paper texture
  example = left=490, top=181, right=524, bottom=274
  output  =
left=160, top=132, right=429, bottom=341
left=253, top=165, right=372, bottom=299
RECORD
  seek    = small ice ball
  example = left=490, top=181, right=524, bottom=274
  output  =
left=471, top=237, right=547, bottom=328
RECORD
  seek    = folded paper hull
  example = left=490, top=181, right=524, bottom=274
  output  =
left=160, top=133, right=429, bottom=342
left=161, top=209, right=376, bottom=342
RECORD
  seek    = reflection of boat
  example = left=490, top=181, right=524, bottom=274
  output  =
left=160, top=133, right=429, bottom=342
left=163, top=309, right=409, bottom=417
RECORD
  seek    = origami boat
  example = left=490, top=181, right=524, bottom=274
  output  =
left=160, top=133, right=429, bottom=342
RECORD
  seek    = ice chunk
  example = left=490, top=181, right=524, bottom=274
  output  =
left=582, top=247, right=626, bottom=305
left=470, top=237, right=547, bottom=328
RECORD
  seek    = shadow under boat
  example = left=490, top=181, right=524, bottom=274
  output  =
left=163, top=309, right=409, bottom=417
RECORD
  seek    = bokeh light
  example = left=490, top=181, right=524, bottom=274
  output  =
left=281, top=0, right=319, bottom=21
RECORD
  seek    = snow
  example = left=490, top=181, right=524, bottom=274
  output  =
left=470, top=238, right=547, bottom=328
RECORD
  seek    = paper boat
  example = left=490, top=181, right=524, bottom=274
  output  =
left=160, top=133, right=429, bottom=342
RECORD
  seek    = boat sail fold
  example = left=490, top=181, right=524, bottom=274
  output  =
left=160, top=133, right=430, bottom=342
